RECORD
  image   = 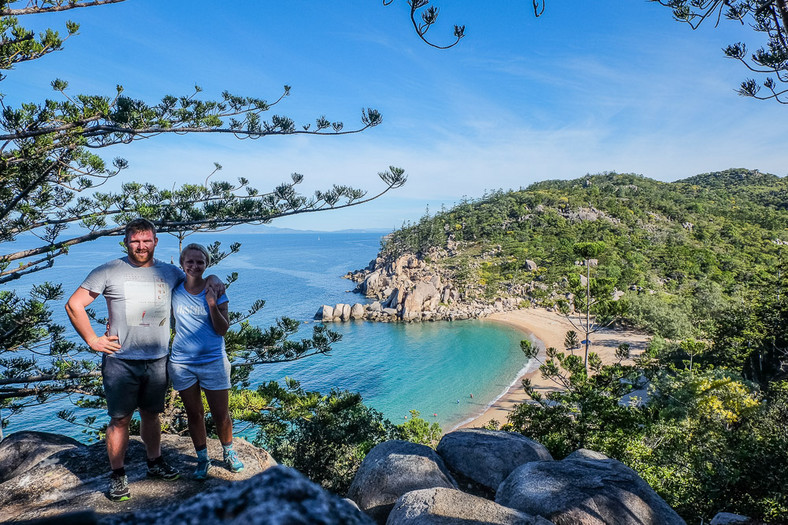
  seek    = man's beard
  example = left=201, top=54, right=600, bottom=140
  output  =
left=130, top=250, right=153, bottom=265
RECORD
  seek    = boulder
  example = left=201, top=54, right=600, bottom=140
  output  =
left=710, top=512, right=753, bottom=525
left=382, top=308, right=398, bottom=317
left=350, top=303, right=365, bottom=320
left=496, top=453, right=685, bottom=525
left=0, top=432, right=276, bottom=523
left=387, top=487, right=553, bottom=525
left=109, top=465, right=373, bottom=525
left=437, top=429, right=553, bottom=496
left=402, top=282, right=440, bottom=321
left=316, top=304, right=334, bottom=322
left=525, top=260, right=538, bottom=272
left=335, top=303, right=351, bottom=321
left=347, top=440, right=457, bottom=524
left=0, top=430, right=83, bottom=484
left=367, top=301, right=382, bottom=313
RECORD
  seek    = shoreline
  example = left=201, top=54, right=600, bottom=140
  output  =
left=454, top=308, right=651, bottom=430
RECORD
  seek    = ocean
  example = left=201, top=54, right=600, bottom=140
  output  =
left=3, top=232, right=533, bottom=440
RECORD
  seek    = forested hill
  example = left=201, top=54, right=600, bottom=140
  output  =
left=382, top=168, right=788, bottom=340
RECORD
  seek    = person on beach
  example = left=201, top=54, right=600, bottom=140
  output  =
left=66, top=218, right=223, bottom=501
left=169, top=243, right=243, bottom=479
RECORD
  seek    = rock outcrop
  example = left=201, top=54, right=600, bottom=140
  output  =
left=347, top=431, right=685, bottom=525
left=0, top=431, right=277, bottom=523
left=108, top=465, right=373, bottom=525
left=436, top=428, right=553, bottom=496
left=496, top=448, right=685, bottom=525
left=387, top=487, right=553, bottom=525
left=316, top=253, right=524, bottom=323
left=1, top=429, right=690, bottom=525
left=347, top=440, right=457, bottom=524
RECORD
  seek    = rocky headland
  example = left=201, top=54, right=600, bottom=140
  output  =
left=314, top=244, right=540, bottom=323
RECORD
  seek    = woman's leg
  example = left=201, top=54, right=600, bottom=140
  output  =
left=203, top=388, right=232, bottom=445
left=179, top=383, right=207, bottom=450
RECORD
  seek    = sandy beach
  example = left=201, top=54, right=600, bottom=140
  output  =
left=457, top=308, right=651, bottom=430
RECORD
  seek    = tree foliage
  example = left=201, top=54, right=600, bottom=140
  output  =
left=509, top=337, right=788, bottom=523
left=652, top=0, right=788, bottom=103
left=0, top=1, right=408, bottom=432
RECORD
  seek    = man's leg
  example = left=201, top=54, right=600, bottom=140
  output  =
left=140, top=356, right=179, bottom=480
left=139, top=409, right=162, bottom=461
left=106, top=414, right=133, bottom=470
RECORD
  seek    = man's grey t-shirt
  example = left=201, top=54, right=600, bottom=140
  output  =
left=81, top=257, right=184, bottom=360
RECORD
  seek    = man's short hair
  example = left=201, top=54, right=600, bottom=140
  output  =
left=180, top=243, right=211, bottom=266
left=125, top=218, right=157, bottom=241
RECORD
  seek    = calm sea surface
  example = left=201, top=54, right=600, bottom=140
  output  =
left=4, top=232, right=532, bottom=440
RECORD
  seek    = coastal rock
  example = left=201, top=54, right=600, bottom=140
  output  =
left=495, top=453, right=685, bottom=525
left=347, top=440, right=457, bottom=524
left=335, top=303, right=351, bottom=321
left=0, top=431, right=276, bottom=523
left=316, top=304, right=334, bottom=321
left=402, top=281, right=440, bottom=321
left=437, top=429, right=553, bottom=496
left=367, top=301, right=382, bottom=313
left=351, top=303, right=365, bottom=319
left=109, top=465, right=373, bottom=525
left=387, top=487, right=553, bottom=525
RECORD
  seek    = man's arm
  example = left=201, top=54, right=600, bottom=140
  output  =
left=65, top=287, right=121, bottom=354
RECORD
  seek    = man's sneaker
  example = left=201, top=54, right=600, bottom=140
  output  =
left=147, top=458, right=180, bottom=481
left=193, top=459, right=211, bottom=480
left=223, top=448, right=244, bottom=473
left=108, top=473, right=130, bottom=502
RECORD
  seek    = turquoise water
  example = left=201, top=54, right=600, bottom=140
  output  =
left=3, top=232, right=532, bottom=439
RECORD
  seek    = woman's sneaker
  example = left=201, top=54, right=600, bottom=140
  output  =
left=146, top=457, right=180, bottom=481
left=108, top=473, right=130, bottom=501
left=223, top=448, right=244, bottom=473
left=193, top=458, right=211, bottom=480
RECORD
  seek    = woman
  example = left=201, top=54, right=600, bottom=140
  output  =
left=168, top=243, right=243, bottom=479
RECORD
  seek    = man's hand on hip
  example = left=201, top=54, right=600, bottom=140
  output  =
left=89, top=334, right=121, bottom=354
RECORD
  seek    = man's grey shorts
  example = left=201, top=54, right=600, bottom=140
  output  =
left=168, top=355, right=231, bottom=392
left=102, top=355, right=168, bottom=418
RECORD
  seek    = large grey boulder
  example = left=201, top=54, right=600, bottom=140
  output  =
left=496, top=452, right=685, bottom=525
left=348, top=440, right=457, bottom=524
left=387, top=487, right=554, bottom=525
left=402, top=282, right=440, bottom=321
left=351, top=303, right=366, bottom=319
left=437, top=429, right=553, bottom=496
left=0, top=431, right=276, bottom=523
left=0, top=430, right=83, bottom=484
left=316, top=304, right=334, bottom=321
left=109, top=465, right=373, bottom=525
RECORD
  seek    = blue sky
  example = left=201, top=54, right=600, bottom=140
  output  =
left=6, top=1, right=786, bottom=231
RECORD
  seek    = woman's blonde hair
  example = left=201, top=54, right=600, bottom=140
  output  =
left=179, top=243, right=211, bottom=266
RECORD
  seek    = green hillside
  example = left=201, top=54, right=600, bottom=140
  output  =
left=384, top=168, right=788, bottom=339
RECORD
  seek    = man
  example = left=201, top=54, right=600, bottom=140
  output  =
left=66, top=218, right=223, bottom=501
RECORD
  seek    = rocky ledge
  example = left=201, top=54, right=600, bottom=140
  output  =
left=1, top=429, right=754, bottom=524
left=315, top=251, right=529, bottom=323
